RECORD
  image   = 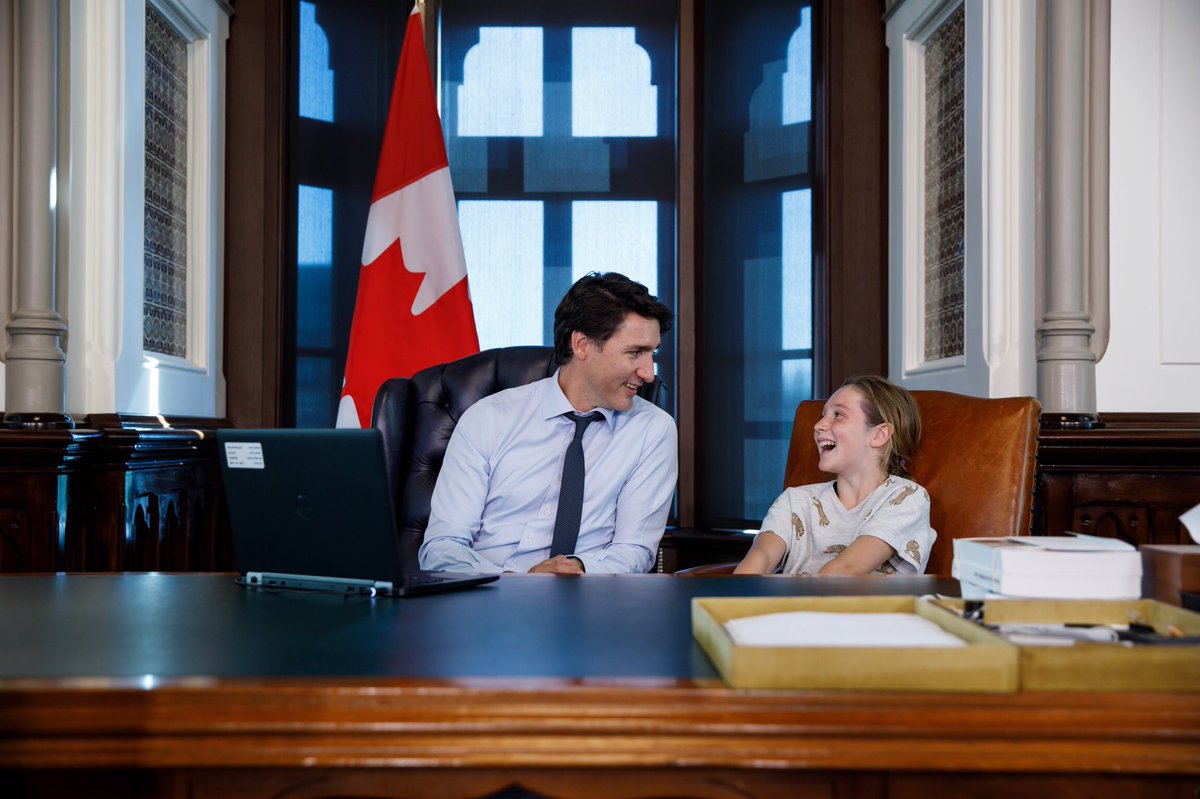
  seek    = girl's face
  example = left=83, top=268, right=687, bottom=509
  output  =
left=813, top=385, right=889, bottom=477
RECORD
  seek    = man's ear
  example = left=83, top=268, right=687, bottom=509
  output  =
left=570, top=330, right=591, bottom=361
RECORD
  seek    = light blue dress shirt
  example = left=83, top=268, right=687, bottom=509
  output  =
left=418, top=374, right=678, bottom=574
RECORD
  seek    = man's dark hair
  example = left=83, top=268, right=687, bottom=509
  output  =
left=553, top=272, right=673, bottom=364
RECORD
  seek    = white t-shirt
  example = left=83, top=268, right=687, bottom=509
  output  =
left=758, top=477, right=936, bottom=576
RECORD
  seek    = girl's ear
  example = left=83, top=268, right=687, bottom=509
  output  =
left=870, top=422, right=893, bottom=449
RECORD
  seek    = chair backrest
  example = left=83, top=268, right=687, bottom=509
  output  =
left=782, top=391, right=1040, bottom=576
left=371, top=346, right=664, bottom=563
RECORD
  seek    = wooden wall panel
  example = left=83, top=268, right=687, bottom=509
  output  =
left=224, top=0, right=289, bottom=430
left=819, top=0, right=890, bottom=392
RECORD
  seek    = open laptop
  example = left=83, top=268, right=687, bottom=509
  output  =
left=217, top=428, right=497, bottom=597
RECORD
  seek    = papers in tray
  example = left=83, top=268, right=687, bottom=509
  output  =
left=952, top=533, right=1143, bottom=599
left=725, top=610, right=967, bottom=648
left=691, top=596, right=1018, bottom=691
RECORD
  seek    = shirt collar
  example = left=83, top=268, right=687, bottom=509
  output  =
left=541, top=370, right=620, bottom=428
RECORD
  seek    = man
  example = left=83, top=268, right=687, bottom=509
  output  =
left=418, top=273, right=677, bottom=575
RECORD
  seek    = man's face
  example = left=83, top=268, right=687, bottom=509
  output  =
left=572, top=313, right=661, bottom=412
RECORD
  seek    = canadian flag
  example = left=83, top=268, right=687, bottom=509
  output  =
left=336, top=5, right=479, bottom=429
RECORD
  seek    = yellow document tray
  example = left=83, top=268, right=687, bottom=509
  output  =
left=692, top=596, right=1018, bottom=692
left=938, top=598, right=1200, bottom=692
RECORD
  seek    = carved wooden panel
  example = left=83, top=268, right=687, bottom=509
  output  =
left=1071, top=504, right=1150, bottom=546
left=125, top=466, right=227, bottom=572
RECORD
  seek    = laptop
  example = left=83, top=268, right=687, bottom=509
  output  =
left=217, top=428, right=498, bottom=597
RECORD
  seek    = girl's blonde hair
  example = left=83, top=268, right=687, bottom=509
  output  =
left=841, top=375, right=921, bottom=479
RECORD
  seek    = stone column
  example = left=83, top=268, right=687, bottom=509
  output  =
left=4, top=0, right=71, bottom=428
left=1035, top=0, right=1108, bottom=428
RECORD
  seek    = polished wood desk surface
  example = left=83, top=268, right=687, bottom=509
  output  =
left=0, top=573, right=1197, bottom=799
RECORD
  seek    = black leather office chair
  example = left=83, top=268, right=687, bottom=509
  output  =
left=371, top=346, right=665, bottom=564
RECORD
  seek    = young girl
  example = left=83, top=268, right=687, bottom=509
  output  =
left=734, top=375, right=936, bottom=576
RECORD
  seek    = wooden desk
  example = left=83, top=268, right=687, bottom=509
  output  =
left=0, top=574, right=1196, bottom=798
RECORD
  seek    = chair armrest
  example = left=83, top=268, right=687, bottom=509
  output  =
left=673, top=562, right=738, bottom=576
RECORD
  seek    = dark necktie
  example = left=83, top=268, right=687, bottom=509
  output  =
left=549, top=411, right=603, bottom=557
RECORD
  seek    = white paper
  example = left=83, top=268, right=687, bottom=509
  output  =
left=1181, top=501, right=1200, bottom=545
left=724, top=611, right=966, bottom=648
left=1009, top=533, right=1135, bottom=552
left=224, top=442, right=265, bottom=469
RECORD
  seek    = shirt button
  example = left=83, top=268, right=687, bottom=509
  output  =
left=543, top=511, right=550, bottom=518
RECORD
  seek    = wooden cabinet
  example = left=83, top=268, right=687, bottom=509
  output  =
left=0, top=417, right=233, bottom=573
left=1036, top=414, right=1200, bottom=546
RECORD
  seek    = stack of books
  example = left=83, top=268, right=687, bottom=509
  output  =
left=952, top=534, right=1143, bottom=599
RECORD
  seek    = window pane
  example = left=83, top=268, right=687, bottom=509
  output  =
left=144, top=4, right=189, bottom=359
left=782, top=7, right=811, bottom=125
left=441, top=0, right=677, bottom=406
left=299, top=1, right=334, bottom=122
left=782, top=188, right=812, bottom=351
left=572, top=201, right=657, bottom=294
left=572, top=28, right=657, bottom=137
left=701, top=0, right=815, bottom=527
left=460, top=200, right=545, bottom=349
left=295, top=356, right=333, bottom=427
left=458, top=27, right=543, bottom=136
left=923, top=5, right=965, bottom=361
left=297, top=185, right=333, bottom=349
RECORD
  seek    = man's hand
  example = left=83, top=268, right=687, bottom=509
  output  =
left=529, top=555, right=585, bottom=574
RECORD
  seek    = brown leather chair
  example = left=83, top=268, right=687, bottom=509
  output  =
left=678, top=391, right=1040, bottom=577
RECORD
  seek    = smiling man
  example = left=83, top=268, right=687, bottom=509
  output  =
left=418, top=273, right=678, bottom=575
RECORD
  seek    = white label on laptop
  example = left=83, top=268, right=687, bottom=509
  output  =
left=224, top=442, right=265, bottom=469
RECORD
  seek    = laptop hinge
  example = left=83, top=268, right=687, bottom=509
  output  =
left=244, top=571, right=395, bottom=596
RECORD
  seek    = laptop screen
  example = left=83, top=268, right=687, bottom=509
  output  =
left=218, top=428, right=407, bottom=587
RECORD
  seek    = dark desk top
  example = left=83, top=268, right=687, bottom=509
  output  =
left=0, top=573, right=955, bottom=682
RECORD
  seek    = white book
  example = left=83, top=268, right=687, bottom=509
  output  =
left=952, top=534, right=1143, bottom=599
left=957, top=573, right=1143, bottom=600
